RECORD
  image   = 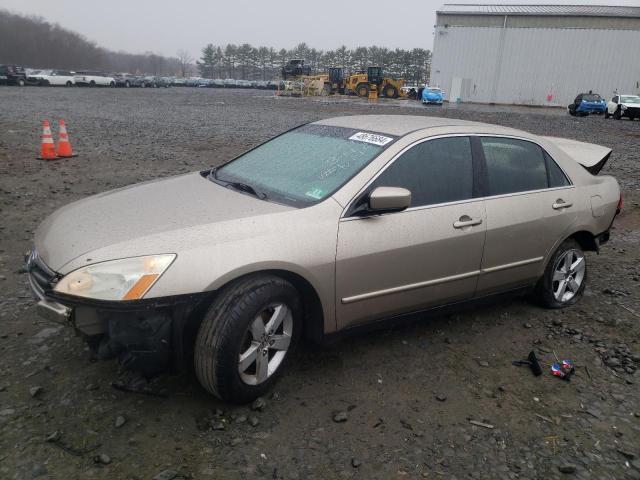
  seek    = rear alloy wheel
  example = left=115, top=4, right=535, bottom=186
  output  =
left=194, top=275, right=301, bottom=403
left=536, top=239, right=586, bottom=308
left=17, top=78, right=25, bottom=87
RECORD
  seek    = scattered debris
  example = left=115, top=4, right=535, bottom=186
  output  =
left=114, top=415, right=127, bottom=428
left=251, top=397, right=266, bottom=412
left=469, top=420, right=494, bottom=429
left=29, top=385, right=43, bottom=397
left=558, top=463, right=577, bottom=474
left=333, top=411, right=348, bottom=423
left=535, top=414, right=553, bottom=423
left=153, top=469, right=178, bottom=480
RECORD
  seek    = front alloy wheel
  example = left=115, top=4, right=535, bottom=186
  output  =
left=238, top=304, right=292, bottom=385
left=194, top=274, right=301, bottom=403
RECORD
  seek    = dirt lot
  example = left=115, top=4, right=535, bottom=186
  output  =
left=0, top=87, right=639, bottom=480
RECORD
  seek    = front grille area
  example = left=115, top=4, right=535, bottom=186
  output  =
left=626, top=107, right=640, bottom=116
left=26, top=250, right=57, bottom=299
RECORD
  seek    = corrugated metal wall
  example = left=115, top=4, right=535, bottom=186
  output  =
left=430, top=25, right=640, bottom=106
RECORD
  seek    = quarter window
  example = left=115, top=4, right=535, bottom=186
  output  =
left=545, top=152, right=570, bottom=187
left=481, top=138, right=547, bottom=195
left=371, top=136, right=474, bottom=207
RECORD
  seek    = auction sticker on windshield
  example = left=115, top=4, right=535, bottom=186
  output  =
left=349, top=132, right=394, bottom=146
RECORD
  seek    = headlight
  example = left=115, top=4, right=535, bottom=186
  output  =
left=54, top=254, right=176, bottom=301
left=621, top=105, right=627, bottom=110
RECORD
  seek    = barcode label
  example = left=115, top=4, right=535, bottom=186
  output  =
left=349, top=132, right=393, bottom=146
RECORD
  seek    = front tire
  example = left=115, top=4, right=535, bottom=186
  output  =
left=384, top=85, right=398, bottom=99
left=535, top=239, right=587, bottom=308
left=194, top=275, right=302, bottom=403
left=604, top=108, right=610, bottom=119
left=355, top=83, right=369, bottom=98
left=613, top=107, right=622, bottom=120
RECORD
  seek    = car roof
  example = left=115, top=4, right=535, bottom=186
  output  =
left=314, top=115, right=487, bottom=136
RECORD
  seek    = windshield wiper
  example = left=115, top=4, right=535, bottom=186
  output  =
left=224, top=181, right=267, bottom=199
left=207, top=167, right=267, bottom=199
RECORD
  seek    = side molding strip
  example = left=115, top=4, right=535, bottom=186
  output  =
left=341, top=257, right=543, bottom=304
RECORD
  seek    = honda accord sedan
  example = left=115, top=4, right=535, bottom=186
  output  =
left=26, top=115, right=621, bottom=403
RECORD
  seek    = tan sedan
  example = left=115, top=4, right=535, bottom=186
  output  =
left=26, top=115, right=621, bottom=403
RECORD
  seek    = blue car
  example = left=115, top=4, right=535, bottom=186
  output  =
left=568, top=93, right=606, bottom=116
left=422, top=87, right=444, bottom=105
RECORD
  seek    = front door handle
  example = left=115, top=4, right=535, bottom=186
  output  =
left=552, top=199, right=573, bottom=210
left=453, top=216, right=483, bottom=229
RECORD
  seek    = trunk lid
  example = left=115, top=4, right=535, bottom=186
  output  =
left=541, top=136, right=611, bottom=175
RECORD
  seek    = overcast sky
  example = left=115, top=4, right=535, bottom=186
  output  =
left=1, top=0, right=637, bottom=57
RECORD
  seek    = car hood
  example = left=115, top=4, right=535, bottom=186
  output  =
left=621, top=102, right=640, bottom=108
left=35, top=172, right=293, bottom=271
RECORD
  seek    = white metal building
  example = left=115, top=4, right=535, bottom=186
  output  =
left=430, top=4, right=640, bottom=106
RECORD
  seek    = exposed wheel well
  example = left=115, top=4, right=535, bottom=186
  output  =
left=569, top=230, right=598, bottom=252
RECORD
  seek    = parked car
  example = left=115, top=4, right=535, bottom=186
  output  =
left=26, top=115, right=621, bottom=403
left=422, top=86, right=444, bottom=105
left=605, top=94, right=640, bottom=120
left=567, top=92, right=606, bottom=116
left=0, top=64, right=27, bottom=86
left=185, top=77, right=202, bottom=87
left=211, top=79, right=225, bottom=88
left=74, top=71, right=115, bottom=87
left=27, top=69, right=76, bottom=87
left=113, top=73, right=137, bottom=88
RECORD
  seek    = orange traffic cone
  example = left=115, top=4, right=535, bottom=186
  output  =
left=38, top=120, right=58, bottom=160
left=56, top=119, right=77, bottom=158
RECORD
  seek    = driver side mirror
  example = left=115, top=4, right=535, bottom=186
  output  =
left=368, top=187, right=411, bottom=213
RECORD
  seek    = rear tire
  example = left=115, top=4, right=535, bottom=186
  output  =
left=535, top=239, right=587, bottom=309
left=65, top=81, right=72, bottom=87
left=194, top=275, right=302, bottom=403
left=17, top=78, right=25, bottom=87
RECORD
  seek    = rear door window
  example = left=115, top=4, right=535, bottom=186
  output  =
left=370, top=136, right=474, bottom=207
left=481, top=137, right=548, bottom=195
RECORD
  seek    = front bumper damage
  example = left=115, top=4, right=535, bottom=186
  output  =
left=25, top=251, right=211, bottom=375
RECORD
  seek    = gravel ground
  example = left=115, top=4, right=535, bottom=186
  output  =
left=0, top=87, right=639, bottom=480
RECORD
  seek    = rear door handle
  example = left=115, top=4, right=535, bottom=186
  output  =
left=453, top=216, right=483, bottom=229
left=552, top=199, right=573, bottom=210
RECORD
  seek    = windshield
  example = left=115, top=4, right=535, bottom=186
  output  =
left=428, top=88, right=441, bottom=93
left=621, top=96, right=640, bottom=104
left=212, top=124, right=395, bottom=207
left=583, top=94, right=601, bottom=101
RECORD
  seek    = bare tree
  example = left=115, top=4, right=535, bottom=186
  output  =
left=177, top=49, right=193, bottom=77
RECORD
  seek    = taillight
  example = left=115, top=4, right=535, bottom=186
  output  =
left=617, top=193, right=624, bottom=214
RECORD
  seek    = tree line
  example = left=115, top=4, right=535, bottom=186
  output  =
left=0, top=9, right=181, bottom=74
left=198, top=43, right=431, bottom=85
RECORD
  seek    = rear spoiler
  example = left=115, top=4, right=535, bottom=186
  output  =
left=541, top=136, right=611, bottom=175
